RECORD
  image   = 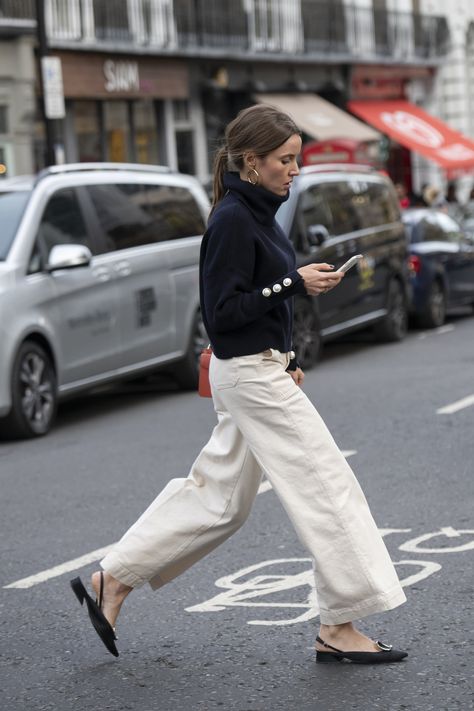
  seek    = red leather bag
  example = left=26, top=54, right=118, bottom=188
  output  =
left=198, top=346, right=212, bottom=397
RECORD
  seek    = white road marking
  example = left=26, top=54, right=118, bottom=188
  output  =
left=418, top=324, right=455, bottom=339
left=437, top=394, right=474, bottom=415
left=3, top=544, right=114, bottom=590
left=185, top=556, right=442, bottom=626
left=435, top=325, right=455, bottom=335
left=5, top=449, right=359, bottom=590
left=398, top=527, right=474, bottom=553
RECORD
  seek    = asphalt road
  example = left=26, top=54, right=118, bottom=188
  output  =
left=1, top=313, right=474, bottom=711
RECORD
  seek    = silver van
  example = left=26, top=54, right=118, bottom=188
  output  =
left=0, top=163, right=210, bottom=439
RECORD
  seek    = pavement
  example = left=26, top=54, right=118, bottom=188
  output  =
left=1, top=312, right=473, bottom=711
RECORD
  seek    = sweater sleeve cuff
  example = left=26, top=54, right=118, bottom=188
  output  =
left=259, top=269, right=306, bottom=301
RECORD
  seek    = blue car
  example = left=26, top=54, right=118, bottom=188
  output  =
left=402, top=208, right=474, bottom=327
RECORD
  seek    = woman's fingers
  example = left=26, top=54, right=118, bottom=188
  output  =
left=297, top=263, right=345, bottom=296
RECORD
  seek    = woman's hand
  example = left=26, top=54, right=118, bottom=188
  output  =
left=297, top=263, right=344, bottom=296
left=289, top=367, right=304, bottom=386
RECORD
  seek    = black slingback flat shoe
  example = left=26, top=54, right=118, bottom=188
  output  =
left=71, top=572, right=119, bottom=657
left=315, top=635, right=407, bottom=664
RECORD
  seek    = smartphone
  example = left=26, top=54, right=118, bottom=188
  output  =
left=337, top=254, right=363, bottom=273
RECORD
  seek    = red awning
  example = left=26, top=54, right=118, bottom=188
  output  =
left=349, top=100, right=474, bottom=172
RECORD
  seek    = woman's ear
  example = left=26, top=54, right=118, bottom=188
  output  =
left=243, top=151, right=257, bottom=169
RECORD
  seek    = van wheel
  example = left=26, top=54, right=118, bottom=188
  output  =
left=418, top=279, right=446, bottom=328
left=374, top=279, right=408, bottom=342
left=0, top=341, right=57, bottom=439
left=293, top=298, right=321, bottom=369
left=174, top=309, right=208, bottom=390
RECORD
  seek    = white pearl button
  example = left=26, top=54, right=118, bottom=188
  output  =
left=272, top=283, right=282, bottom=293
left=290, top=350, right=295, bottom=359
left=283, top=277, right=292, bottom=287
left=262, top=287, right=271, bottom=297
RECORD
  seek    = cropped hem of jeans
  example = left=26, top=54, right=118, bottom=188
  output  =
left=100, top=552, right=147, bottom=589
left=318, top=585, right=407, bottom=625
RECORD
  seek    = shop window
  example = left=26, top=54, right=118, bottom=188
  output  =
left=104, top=101, right=131, bottom=162
left=173, top=99, right=190, bottom=123
left=37, top=189, right=93, bottom=258
left=0, top=106, right=8, bottom=134
left=175, top=130, right=195, bottom=175
left=74, top=101, right=102, bottom=163
left=133, top=101, right=159, bottom=165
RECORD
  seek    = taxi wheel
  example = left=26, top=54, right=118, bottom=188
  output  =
left=174, top=309, right=208, bottom=390
left=293, top=298, right=321, bottom=369
left=1, top=341, right=57, bottom=439
left=374, top=278, right=408, bottom=342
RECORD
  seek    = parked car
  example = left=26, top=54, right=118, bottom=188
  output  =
left=0, top=163, right=210, bottom=439
left=402, top=207, right=474, bottom=327
left=276, top=164, right=410, bottom=367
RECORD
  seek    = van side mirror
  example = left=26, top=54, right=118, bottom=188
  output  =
left=307, top=224, right=329, bottom=248
left=46, top=244, right=92, bottom=272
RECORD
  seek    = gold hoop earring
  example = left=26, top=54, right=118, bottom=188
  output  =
left=247, top=168, right=259, bottom=186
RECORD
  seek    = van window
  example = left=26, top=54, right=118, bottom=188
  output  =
left=37, top=188, right=93, bottom=258
left=354, top=181, right=400, bottom=228
left=87, top=183, right=154, bottom=252
left=298, top=185, right=334, bottom=236
left=0, top=190, right=30, bottom=260
left=87, top=183, right=205, bottom=252
left=143, top=184, right=205, bottom=240
left=320, top=182, right=360, bottom=235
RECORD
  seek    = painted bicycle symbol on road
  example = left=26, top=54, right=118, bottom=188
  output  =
left=186, top=527, right=474, bottom=626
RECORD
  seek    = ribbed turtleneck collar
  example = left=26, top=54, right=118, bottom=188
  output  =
left=223, top=172, right=289, bottom=226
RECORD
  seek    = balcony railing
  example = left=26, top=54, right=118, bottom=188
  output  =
left=0, top=0, right=35, bottom=32
left=0, top=0, right=450, bottom=63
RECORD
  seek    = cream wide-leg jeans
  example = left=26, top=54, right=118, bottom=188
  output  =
left=101, top=349, right=406, bottom=625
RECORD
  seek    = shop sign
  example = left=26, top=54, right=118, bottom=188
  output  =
left=104, top=60, right=140, bottom=93
left=41, top=56, right=65, bottom=119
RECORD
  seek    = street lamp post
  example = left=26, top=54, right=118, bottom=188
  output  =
left=35, top=0, right=56, bottom=166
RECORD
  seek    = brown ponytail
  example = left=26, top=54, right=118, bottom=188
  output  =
left=211, top=146, right=228, bottom=214
left=210, top=104, right=300, bottom=214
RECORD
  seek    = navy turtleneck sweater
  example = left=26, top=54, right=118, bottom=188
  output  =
left=199, top=172, right=307, bottom=369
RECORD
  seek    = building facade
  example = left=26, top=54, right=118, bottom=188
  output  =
left=0, top=0, right=463, bottom=191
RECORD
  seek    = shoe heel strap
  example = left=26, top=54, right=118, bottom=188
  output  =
left=315, top=635, right=342, bottom=653
left=98, top=571, right=104, bottom=608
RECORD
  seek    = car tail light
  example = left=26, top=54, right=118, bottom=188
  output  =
left=408, top=254, right=421, bottom=275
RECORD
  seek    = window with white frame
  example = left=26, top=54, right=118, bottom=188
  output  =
left=128, top=0, right=177, bottom=47
left=245, top=0, right=303, bottom=52
left=46, top=0, right=82, bottom=40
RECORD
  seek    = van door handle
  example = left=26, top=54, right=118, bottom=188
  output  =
left=113, top=260, right=131, bottom=277
left=92, top=266, right=111, bottom=281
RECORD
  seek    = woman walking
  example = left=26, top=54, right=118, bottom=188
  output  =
left=71, top=104, right=407, bottom=664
